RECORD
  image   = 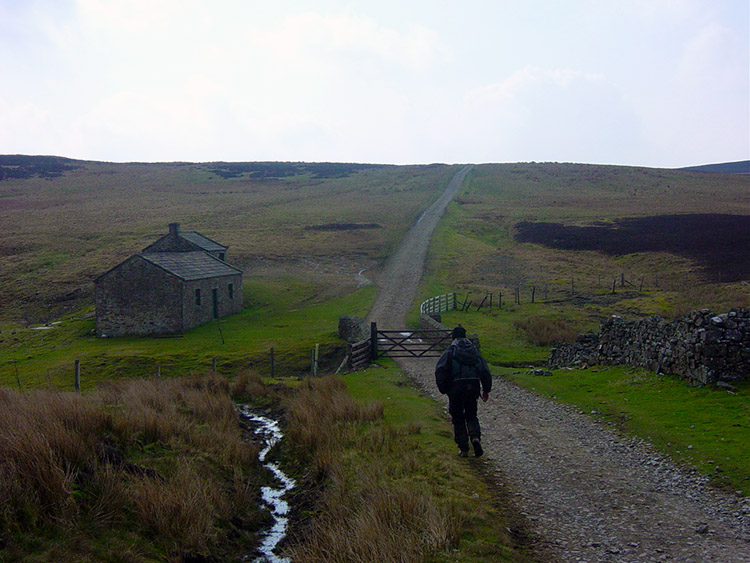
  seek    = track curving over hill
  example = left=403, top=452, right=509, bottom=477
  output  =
left=366, top=167, right=750, bottom=563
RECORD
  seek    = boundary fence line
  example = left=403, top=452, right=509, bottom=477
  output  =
left=1, top=343, right=328, bottom=393
left=420, top=292, right=458, bottom=315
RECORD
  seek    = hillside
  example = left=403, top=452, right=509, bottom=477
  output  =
left=2, top=156, right=749, bottom=562
left=2, top=157, right=748, bottom=327
left=680, top=160, right=750, bottom=174
left=0, top=156, right=457, bottom=324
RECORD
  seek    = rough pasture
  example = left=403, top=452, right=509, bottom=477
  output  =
left=515, top=214, right=750, bottom=282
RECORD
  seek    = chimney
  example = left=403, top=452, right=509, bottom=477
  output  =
left=169, top=223, right=180, bottom=236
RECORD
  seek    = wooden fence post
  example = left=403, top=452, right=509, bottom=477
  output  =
left=531, top=286, right=536, bottom=303
left=612, top=278, right=617, bottom=294
left=155, top=365, right=161, bottom=379
left=74, top=360, right=80, bottom=392
left=452, top=292, right=457, bottom=310
left=212, top=357, right=217, bottom=375
left=370, top=322, right=378, bottom=361
left=498, top=292, right=502, bottom=309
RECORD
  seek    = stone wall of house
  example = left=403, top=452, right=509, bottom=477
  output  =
left=549, top=308, right=750, bottom=385
left=181, top=274, right=243, bottom=331
left=95, top=256, right=183, bottom=337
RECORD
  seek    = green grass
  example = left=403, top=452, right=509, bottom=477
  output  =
left=501, top=366, right=750, bottom=495
left=0, top=282, right=376, bottom=391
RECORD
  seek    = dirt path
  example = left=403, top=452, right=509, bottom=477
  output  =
left=366, top=167, right=750, bottom=562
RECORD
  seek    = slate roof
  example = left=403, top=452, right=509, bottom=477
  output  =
left=139, top=252, right=241, bottom=281
left=179, top=231, right=227, bottom=252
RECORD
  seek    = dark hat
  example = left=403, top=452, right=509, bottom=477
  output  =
left=451, top=325, right=467, bottom=339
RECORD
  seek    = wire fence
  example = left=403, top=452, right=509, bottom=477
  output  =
left=1, top=343, right=329, bottom=393
left=450, top=270, right=747, bottom=312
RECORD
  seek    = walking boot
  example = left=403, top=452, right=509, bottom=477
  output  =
left=471, top=438, right=483, bottom=457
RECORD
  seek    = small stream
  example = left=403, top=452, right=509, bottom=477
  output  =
left=237, top=405, right=296, bottom=563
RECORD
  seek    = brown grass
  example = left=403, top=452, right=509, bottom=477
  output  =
left=282, top=376, right=459, bottom=562
left=671, top=283, right=750, bottom=319
left=0, top=161, right=457, bottom=323
left=513, top=315, right=579, bottom=345
left=284, top=376, right=384, bottom=457
left=0, top=375, right=264, bottom=560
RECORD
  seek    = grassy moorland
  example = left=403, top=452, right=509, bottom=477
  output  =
left=0, top=157, right=457, bottom=325
left=2, top=157, right=534, bottom=561
left=0, top=157, right=456, bottom=386
left=2, top=157, right=749, bottom=558
left=421, top=163, right=749, bottom=311
left=419, top=163, right=750, bottom=493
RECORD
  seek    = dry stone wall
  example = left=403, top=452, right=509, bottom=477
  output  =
left=549, top=308, right=750, bottom=385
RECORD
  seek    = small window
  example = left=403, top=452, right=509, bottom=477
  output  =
left=228, top=283, right=234, bottom=300
left=218, top=252, right=225, bottom=261
left=195, top=288, right=201, bottom=306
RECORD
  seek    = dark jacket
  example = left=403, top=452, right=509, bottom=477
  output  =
left=435, top=338, right=492, bottom=395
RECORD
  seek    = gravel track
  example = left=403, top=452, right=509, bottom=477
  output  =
left=366, top=167, right=750, bottom=562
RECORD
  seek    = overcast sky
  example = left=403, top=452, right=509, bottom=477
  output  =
left=1, top=0, right=748, bottom=167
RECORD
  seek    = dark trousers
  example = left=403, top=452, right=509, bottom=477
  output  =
left=448, top=380, right=481, bottom=450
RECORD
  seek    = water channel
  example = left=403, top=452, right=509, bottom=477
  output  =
left=237, top=405, right=296, bottom=563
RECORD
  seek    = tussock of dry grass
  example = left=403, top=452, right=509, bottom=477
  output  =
left=0, top=375, right=264, bottom=560
left=671, top=283, right=749, bottom=319
left=231, top=370, right=274, bottom=403
left=285, top=376, right=384, bottom=455
left=283, top=376, right=459, bottom=562
left=513, top=315, right=579, bottom=345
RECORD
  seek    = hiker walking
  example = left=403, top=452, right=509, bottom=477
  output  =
left=435, top=324, right=492, bottom=457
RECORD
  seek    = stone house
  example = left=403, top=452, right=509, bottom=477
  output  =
left=94, top=224, right=242, bottom=337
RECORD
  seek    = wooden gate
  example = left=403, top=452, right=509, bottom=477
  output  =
left=371, top=323, right=451, bottom=359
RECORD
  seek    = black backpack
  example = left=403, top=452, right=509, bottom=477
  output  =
left=451, top=338, right=481, bottom=382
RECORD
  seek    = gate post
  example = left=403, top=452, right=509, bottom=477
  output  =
left=370, top=322, right=378, bottom=360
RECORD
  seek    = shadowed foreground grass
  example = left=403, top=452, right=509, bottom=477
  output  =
left=0, top=374, right=268, bottom=562
left=281, top=369, right=532, bottom=563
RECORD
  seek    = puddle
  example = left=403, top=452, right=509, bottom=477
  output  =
left=237, top=405, right=296, bottom=563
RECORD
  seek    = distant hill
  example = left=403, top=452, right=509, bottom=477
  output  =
left=680, top=160, right=750, bottom=174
